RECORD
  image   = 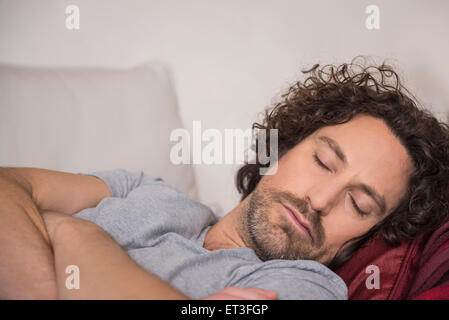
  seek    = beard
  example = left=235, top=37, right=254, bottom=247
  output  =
left=240, top=184, right=329, bottom=263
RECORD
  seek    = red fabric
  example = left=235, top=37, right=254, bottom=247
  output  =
left=335, top=234, right=426, bottom=300
left=436, top=241, right=449, bottom=254
left=412, top=285, right=449, bottom=300
left=407, top=219, right=449, bottom=299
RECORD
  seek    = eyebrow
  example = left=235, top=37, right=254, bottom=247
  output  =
left=317, top=135, right=387, bottom=216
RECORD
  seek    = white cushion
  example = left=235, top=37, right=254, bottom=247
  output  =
left=0, top=62, right=198, bottom=200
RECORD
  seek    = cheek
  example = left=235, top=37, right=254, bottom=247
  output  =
left=321, top=209, right=377, bottom=248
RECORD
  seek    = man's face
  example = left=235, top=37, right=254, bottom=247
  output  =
left=241, top=114, right=414, bottom=265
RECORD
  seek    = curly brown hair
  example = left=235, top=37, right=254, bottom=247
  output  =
left=235, top=58, right=449, bottom=270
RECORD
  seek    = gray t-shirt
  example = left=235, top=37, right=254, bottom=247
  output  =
left=74, top=168, right=347, bottom=300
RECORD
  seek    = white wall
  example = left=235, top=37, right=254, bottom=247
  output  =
left=1, top=0, right=448, bottom=215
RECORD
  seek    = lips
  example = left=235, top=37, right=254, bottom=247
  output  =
left=281, top=202, right=313, bottom=240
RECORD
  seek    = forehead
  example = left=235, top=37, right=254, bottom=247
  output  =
left=311, top=114, right=414, bottom=213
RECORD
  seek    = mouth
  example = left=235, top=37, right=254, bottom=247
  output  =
left=281, top=202, right=313, bottom=240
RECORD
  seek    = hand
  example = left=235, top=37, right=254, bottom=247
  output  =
left=201, top=286, right=278, bottom=300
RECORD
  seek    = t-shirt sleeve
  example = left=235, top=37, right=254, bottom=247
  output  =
left=73, top=168, right=213, bottom=249
left=84, top=168, right=162, bottom=199
left=232, top=260, right=348, bottom=300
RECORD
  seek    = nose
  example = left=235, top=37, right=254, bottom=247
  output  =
left=305, top=177, right=345, bottom=216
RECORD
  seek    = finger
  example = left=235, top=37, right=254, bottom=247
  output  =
left=244, top=288, right=278, bottom=298
left=202, top=293, right=236, bottom=300
left=222, top=287, right=278, bottom=300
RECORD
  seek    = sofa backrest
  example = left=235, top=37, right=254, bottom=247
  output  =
left=0, top=62, right=198, bottom=200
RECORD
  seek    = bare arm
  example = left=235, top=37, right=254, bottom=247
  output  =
left=12, top=167, right=111, bottom=215
left=0, top=167, right=111, bottom=299
left=0, top=168, right=55, bottom=298
left=42, top=211, right=188, bottom=299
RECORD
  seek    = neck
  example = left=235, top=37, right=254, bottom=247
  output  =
left=203, top=195, right=251, bottom=251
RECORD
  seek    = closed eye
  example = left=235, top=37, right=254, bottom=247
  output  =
left=350, top=195, right=369, bottom=216
left=313, top=153, right=331, bottom=172
left=314, top=152, right=370, bottom=216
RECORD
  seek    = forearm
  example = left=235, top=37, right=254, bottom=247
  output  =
left=0, top=168, right=56, bottom=299
left=44, top=212, right=188, bottom=299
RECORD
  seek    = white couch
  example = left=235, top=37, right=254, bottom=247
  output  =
left=0, top=62, right=199, bottom=203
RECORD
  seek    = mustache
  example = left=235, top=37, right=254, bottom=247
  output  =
left=271, top=190, right=312, bottom=218
left=269, top=189, right=323, bottom=240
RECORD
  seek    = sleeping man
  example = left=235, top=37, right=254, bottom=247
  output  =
left=1, top=61, right=448, bottom=299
